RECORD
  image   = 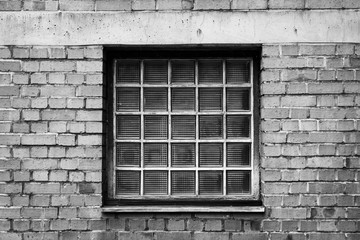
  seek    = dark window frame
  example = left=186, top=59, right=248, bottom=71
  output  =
left=103, top=46, right=262, bottom=207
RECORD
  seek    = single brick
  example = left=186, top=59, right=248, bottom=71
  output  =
left=262, top=108, right=290, bottom=119
left=32, top=170, right=49, bottom=181
left=269, top=0, right=304, bottom=9
left=49, top=170, right=68, bottom=182
left=49, top=47, right=66, bottom=59
left=78, top=207, right=102, bottom=218
left=21, top=134, right=56, bottom=145
left=0, top=60, right=21, bottom=71
left=132, top=0, right=155, bottom=10
left=263, top=183, right=290, bottom=194
left=49, top=98, right=66, bottom=108
left=86, top=98, right=102, bottom=108
left=96, top=0, right=131, bottom=10
left=168, top=219, right=185, bottom=231
left=67, top=47, right=84, bottom=59
left=84, top=46, right=103, bottom=59
left=30, top=195, right=50, bottom=206
left=48, top=73, right=66, bottom=84
left=0, top=233, right=21, bottom=240
left=263, top=45, right=280, bottom=56
left=40, top=61, right=76, bottom=72
left=232, top=233, right=267, bottom=240
left=326, top=58, right=344, bottom=68
left=0, top=134, right=20, bottom=145
left=0, top=207, right=21, bottom=218
left=194, top=0, right=229, bottom=9
left=76, top=110, right=102, bottom=121
left=12, top=123, right=30, bottom=133
left=41, top=86, right=75, bottom=97
left=308, top=83, right=343, bottom=94
left=30, top=47, right=49, bottom=58
left=86, top=74, right=103, bottom=84
left=281, top=69, right=317, bottom=82
left=77, top=61, right=103, bottom=72
left=22, top=159, right=57, bottom=170
left=50, top=219, right=69, bottom=231
left=261, top=82, right=286, bottom=94
left=78, top=135, right=102, bottom=145
left=270, top=207, right=307, bottom=219
left=262, top=145, right=281, bottom=157
left=24, top=183, right=60, bottom=194
left=318, top=70, right=336, bottom=80
left=31, top=98, right=48, bottom=108
left=70, top=219, right=88, bottom=230
left=193, top=232, right=229, bottom=240
left=0, top=47, right=11, bottom=58
left=13, top=47, right=30, bottom=58
left=281, top=96, right=316, bottom=107
left=231, top=0, right=267, bottom=9
left=59, top=0, right=95, bottom=10
left=23, top=61, right=41, bottom=72
left=262, top=57, right=307, bottom=68
left=299, top=44, right=336, bottom=55
left=58, top=134, right=76, bottom=146
left=76, top=85, right=102, bottom=96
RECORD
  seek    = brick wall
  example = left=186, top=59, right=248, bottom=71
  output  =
left=0, top=43, right=359, bottom=239
left=1, top=0, right=360, bottom=11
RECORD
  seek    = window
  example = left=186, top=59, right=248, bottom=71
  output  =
left=105, top=48, right=260, bottom=208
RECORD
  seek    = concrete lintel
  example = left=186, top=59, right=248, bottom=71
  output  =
left=0, top=10, right=359, bottom=45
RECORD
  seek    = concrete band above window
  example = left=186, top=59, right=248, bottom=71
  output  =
left=0, top=10, right=359, bottom=45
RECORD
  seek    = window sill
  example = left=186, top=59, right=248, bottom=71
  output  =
left=102, top=206, right=265, bottom=213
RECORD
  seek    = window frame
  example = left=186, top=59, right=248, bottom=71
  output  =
left=103, top=46, right=261, bottom=208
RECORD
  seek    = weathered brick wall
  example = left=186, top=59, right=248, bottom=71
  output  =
left=1, top=0, right=360, bottom=11
left=0, top=43, right=359, bottom=239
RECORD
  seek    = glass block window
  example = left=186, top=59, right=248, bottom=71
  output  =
left=112, top=58, right=256, bottom=199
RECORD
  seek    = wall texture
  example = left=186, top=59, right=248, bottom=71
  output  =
left=0, top=0, right=359, bottom=240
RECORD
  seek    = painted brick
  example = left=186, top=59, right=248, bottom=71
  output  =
left=299, top=45, right=336, bottom=55
left=40, top=61, right=76, bottom=72
left=77, top=61, right=103, bottom=72
left=21, top=134, right=56, bottom=145
left=262, top=57, right=307, bottom=68
left=132, top=0, right=155, bottom=10
left=270, top=208, right=307, bottom=219
left=96, top=0, right=132, bottom=11
left=281, top=96, right=316, bottom=107
left=76, top=110, right=102, bottom=121
left=0, top=86, right=19, bottom=96
left=167, top=219, right=185, bottom=231
left=193, top=232, right=229, bottom=240
left=194, top=0, right=229, bottom=10
left=269, top=0, right=304, bottom=9
left=78, top=135, right=102, bottom=145
left=0, top=134, right=20, bottom=145
left=0, top=47, right=11, bottom=58
left=231, top=0, right=267, bottom=9
left=13, top=47, right=30, bottom=58
left=0, top=60, right=21, bottom=71
left=59, top=0, right=95, bottom=10
left=0, top=233, right=21, bottom=240
left=308, top=83, right=343, bottom=94
left=22, top=61, right=41, bottom=72
left=77, top=85, right=102, bottom=96
left=48, top=73, right=66, bottom=84
left=232, top=233, right=268, bottom=240
left=24, top=183, right=60, bottom=194
left=30, top=47, right=48, bottom=58
left=67, top=47, right=84, bottom=59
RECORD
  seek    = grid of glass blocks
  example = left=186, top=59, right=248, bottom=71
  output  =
left=114, top=59, right=253, bottom=197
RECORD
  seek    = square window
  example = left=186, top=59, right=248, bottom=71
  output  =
left=109, top=53, right=259, bottom=205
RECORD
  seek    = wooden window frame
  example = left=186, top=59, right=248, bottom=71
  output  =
left=103, top=46, right=262, bottom=210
